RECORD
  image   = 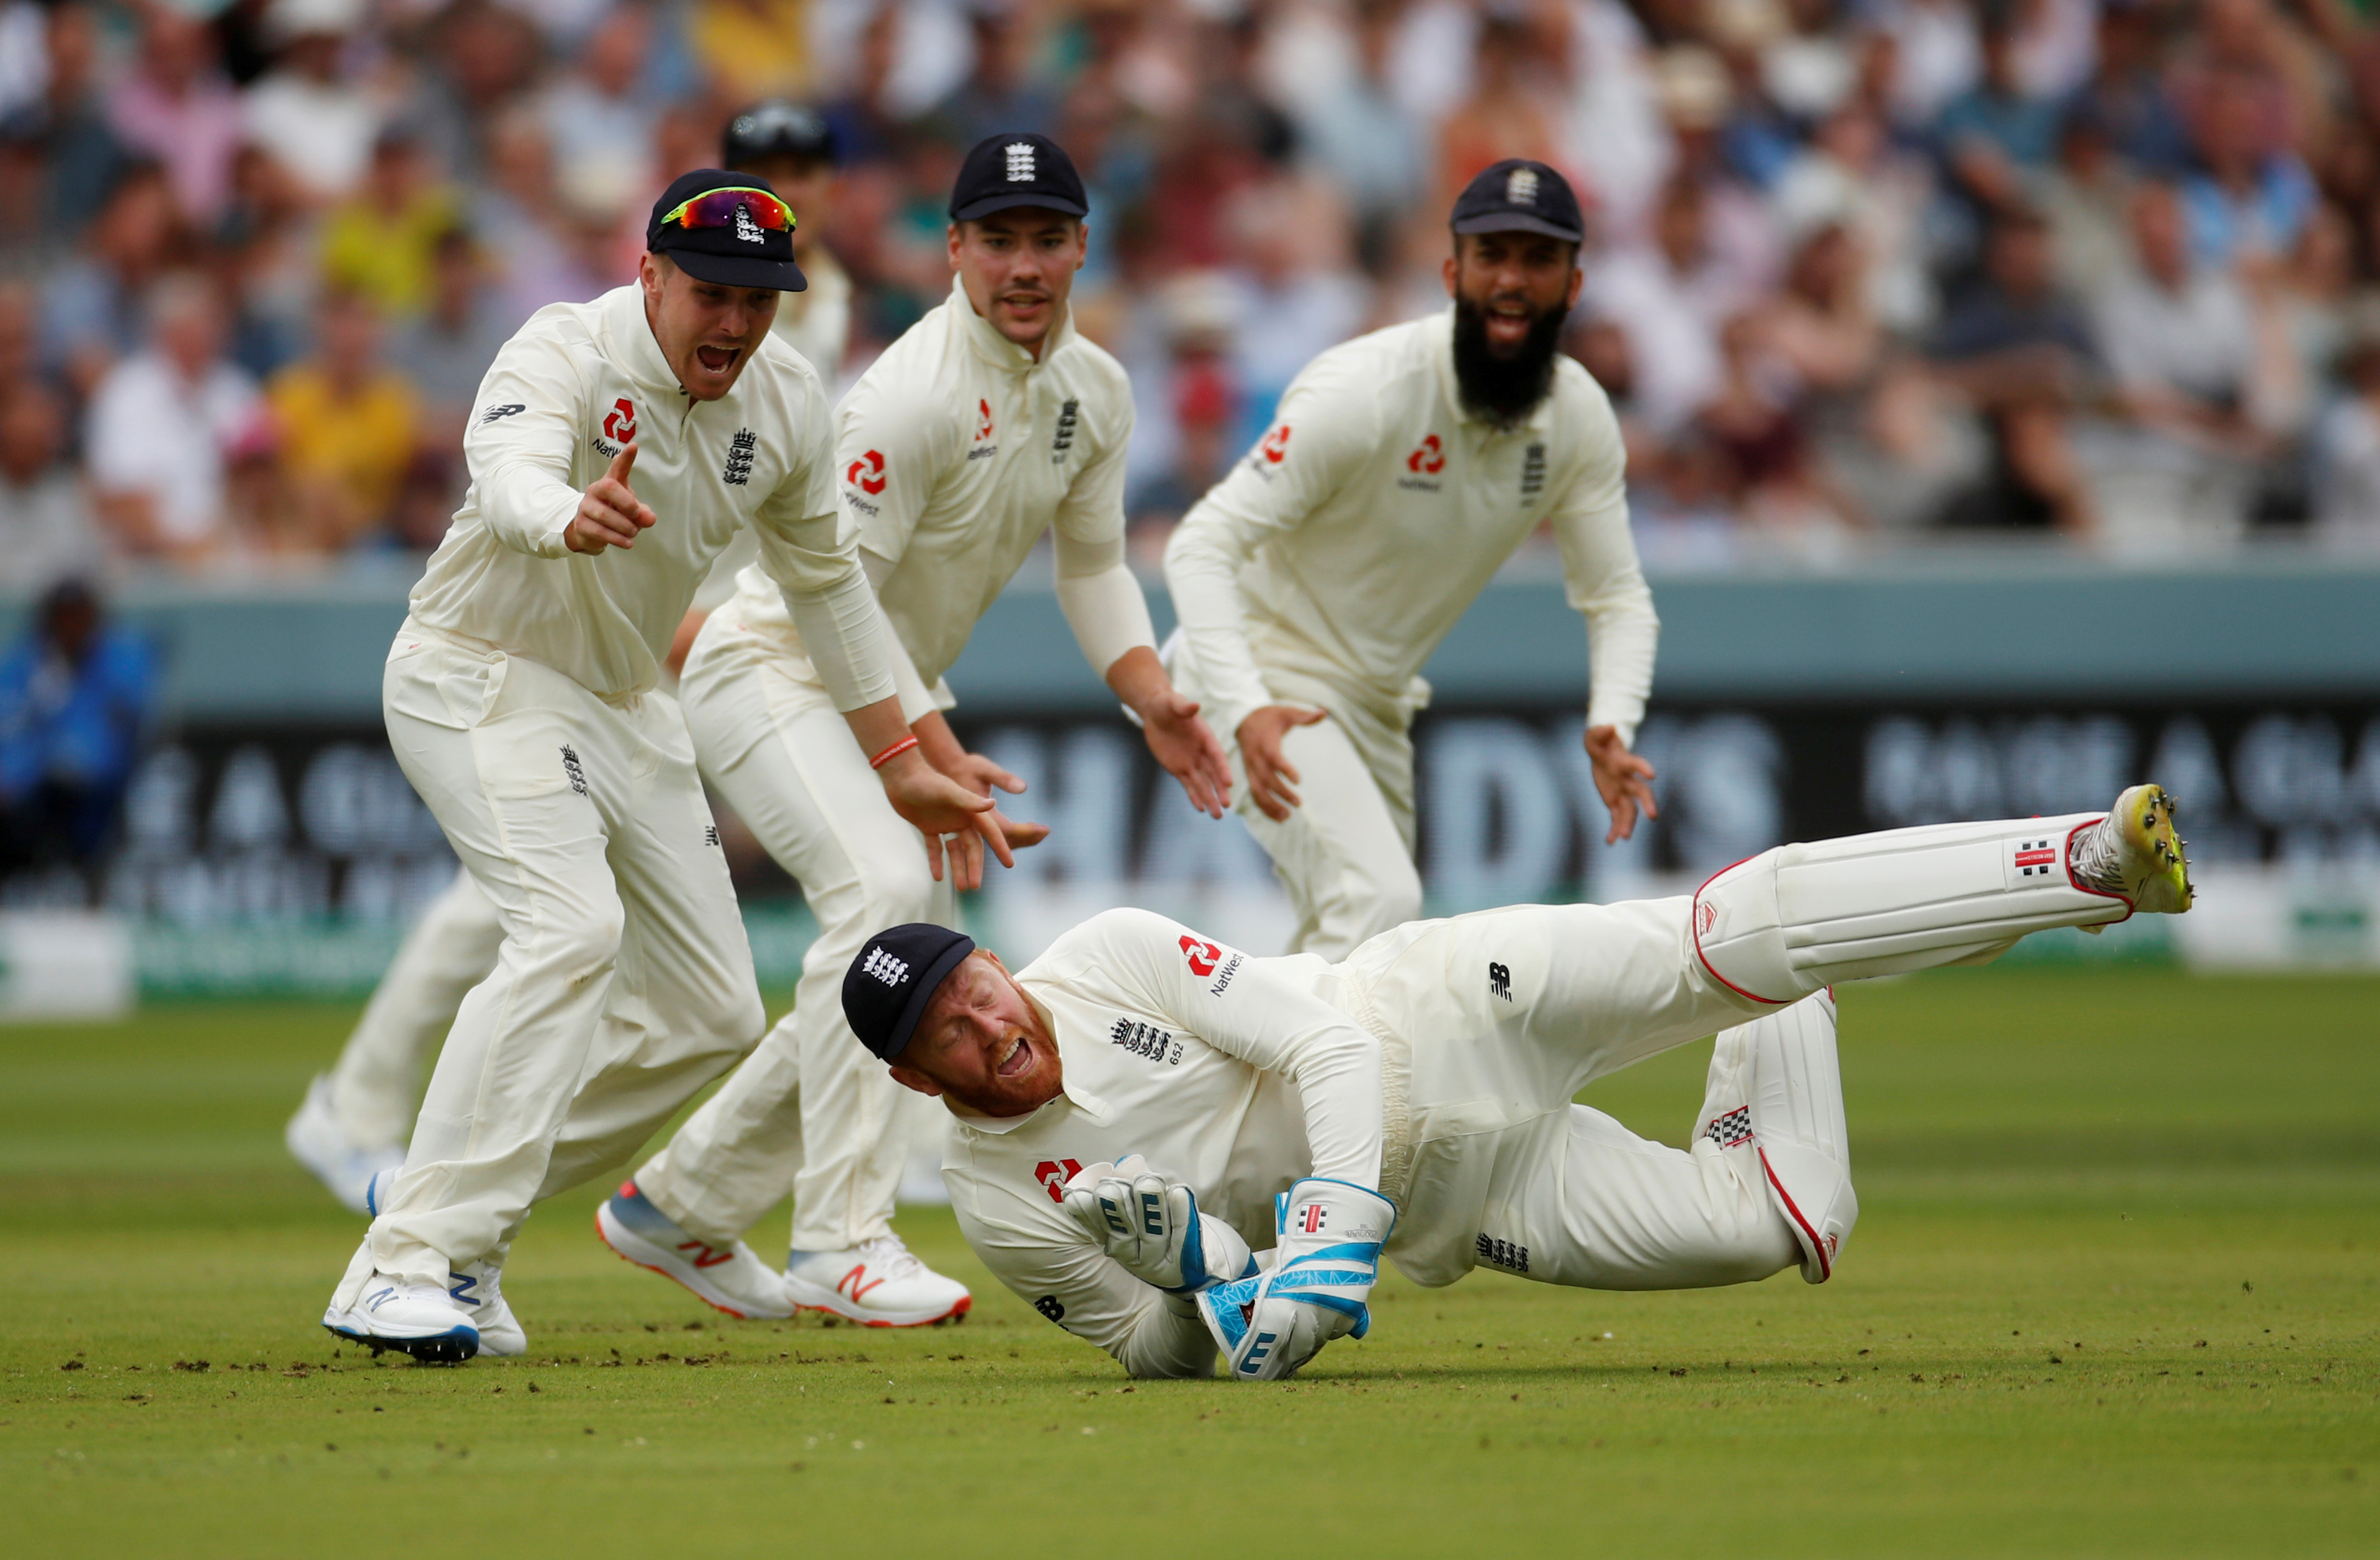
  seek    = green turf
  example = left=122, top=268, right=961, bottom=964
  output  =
left=3, top=969, right=2376, bottom=1558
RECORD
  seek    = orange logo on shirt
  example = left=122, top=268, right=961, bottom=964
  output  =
left=845, top=449, right=887, bottom=494
left=1407, top=433, right=1445, bottom=475
left=1259, top=424, right=1291, bottom=464
left=1179, top=935, right=1222, bottom=978
left=602, top=397, right=636, bottom=442
left=976, top=398, right=995, bottom=441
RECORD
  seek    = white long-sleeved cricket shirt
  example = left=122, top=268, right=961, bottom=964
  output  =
left=1164, top=311, right=1659, bottom=743
left=408, top=284, right=891, bottom=710
left=944, top=907, right=1391, bottom=1379
left=727, top=275, right=1153, bottom=711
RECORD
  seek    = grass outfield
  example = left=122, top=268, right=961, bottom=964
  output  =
left=2, top=967, right=2375, bottom=1558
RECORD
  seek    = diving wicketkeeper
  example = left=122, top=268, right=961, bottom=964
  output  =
left=836, top=786, right=2194, bottom=1381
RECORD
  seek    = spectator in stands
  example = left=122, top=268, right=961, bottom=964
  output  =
left=388, top=228, right=511, bottom=437
left=2, top=2, right=124, bottom=251
left=2180, top=65, right=2320, bottom=267
left=0, top=578, right=155, bottom=874
left=267, top=290, right=419, bottom=552
left=2097, top=181, right=2297, bottom=458
left=1287, top=0, right=1424, bottom=275
left=2313, top=311, right=2380, bottom=547
left=1927, top=208, right=2099, bottom=532
left=1772, top=103, right=1936, bottom=331
left=2069, top=0, right=2190, bottom=174
left=541, top=4, right=661, bottom=182
left=932, top=0, right=1063, bottom=146
left=0, top=386, right=103, bottom=591
left=243, top=0, right=381, bottom=205
left=320, top=127, right=461, bottom=320
left=689, top=0, right=812, bottom=106
left=2041, top=106, right=2139, bottom=302
left=85, top=273, right=260, bottom=561
left=1938, top=9, right=2064, bottom=220
left=39, top=161, right=179, bottom=400
left=213, top=143, right=315, bottom=384
left=105, top=6, right=242, bottom=228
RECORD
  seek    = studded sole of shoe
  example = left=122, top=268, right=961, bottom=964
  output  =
left=784, top=1289, right=973, bottom=1329
left=322, top=1322, right=478, bottom=1365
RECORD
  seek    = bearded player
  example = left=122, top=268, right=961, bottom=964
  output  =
left=844, top=786, right=2192, bottom=1379
left=1165, top=159, right=1658, bottom=959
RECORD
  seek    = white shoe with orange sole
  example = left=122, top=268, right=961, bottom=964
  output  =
left=594, top=1181, right=795, bottom=1320
left=784, top=1236, right=970, bottom=1327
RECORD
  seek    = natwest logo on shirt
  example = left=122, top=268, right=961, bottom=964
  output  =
left=1406, top=433, right=1445, bottom=475
left=602, top=397, right=637, bottom=443
left=1033, top=1159, right=1083, bottom=1203
left=975, top=399, right=995, bottom=441
left=845, top=449, right=887, bottom=495
left=1259, top=424, right=1291, bottom=464
left=1179, top=935, right=1222, bottom=977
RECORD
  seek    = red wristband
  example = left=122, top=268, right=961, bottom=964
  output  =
left=869, top=735, right=919, bottom=770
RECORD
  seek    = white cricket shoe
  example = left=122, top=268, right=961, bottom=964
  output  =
left=594, top=1181, right=794, bottom=1320
left=285, top=1076, right=405, bottom=1214
left=447, top=1262, right=526, bottom=1357
left=784, top=1235, right=971, bottom=1327
left=322, top=1273, right=478, bottom=1363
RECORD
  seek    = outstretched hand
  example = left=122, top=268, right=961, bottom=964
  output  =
left=566, top=444, right=658, bottom=554
left=1237, top=704, right=1328, bottom=822
left=1586, top=724, right=1658, bottom=844
left=1142, top=689, right=1232, bottom=819
left=877, top=752, right=1007, bottom=890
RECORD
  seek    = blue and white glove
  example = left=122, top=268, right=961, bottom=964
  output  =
left=1061, top=1155, right=1256, bottom=1296
left=1195, top=1177, right=1396, bottom=1381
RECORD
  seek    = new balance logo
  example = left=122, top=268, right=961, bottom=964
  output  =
left=1034, top=1294, right=1066, bottom=1322
left=703, top=825, right=720, bottom=847
left=560, top=745, right=586, bottom=796
left=861, top=947, right=908, bottom=987
left=1005, top=141, right=1036, bottom=181
left=480, top=402, right=524, bottom=424
left=1488, top=961, right=1512, bottom=1002
left=447, top=1271, right=481, bottom=1307
left=1706, top=1106, right=1754, bottom=1149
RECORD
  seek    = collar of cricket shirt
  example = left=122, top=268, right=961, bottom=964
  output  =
left=606, top=281, right=710, bottom=401
left=949, top=272, right=1075, bottom=377
left=1428, top=306, right=1559, bottom=438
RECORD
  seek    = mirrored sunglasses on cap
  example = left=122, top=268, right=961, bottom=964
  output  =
left=660, top=186, right=797, bottom=235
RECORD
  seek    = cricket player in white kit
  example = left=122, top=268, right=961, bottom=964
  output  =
left=320, top=169, right=999, bottom=1363
left=285, top=109, right=859, bottom=1215
left=846, top=786, right=2194, bottom=1380
left=596, top=133, right=1233, bottom=1326
left=1165, top=159, right=1659, bottom=959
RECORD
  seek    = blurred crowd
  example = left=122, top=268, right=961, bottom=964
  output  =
left=3, top=0, right=2380, bottom=591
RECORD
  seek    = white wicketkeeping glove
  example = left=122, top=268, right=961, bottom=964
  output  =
left=1194, top=1177, right=1396, bottom=1381
left=1060, top=1155, right=1256, bottom=1296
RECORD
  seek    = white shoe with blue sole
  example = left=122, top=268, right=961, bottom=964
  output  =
left=322, top=1274, right=478, bottom=1364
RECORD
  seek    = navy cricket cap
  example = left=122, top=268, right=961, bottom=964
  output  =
left=949, top=132, right=1088, bottom=223
left=646, top=168, right=807, bottom=292
left=1450, top=158, right=1585, bottom=244
left=843, top=923, right=977, bottom=1062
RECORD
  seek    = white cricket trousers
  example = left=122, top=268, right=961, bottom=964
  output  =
left=629, top=608, right=947, bottom=1252
left=1348, top=807, right=2133, bottom=1293
left=1173, top=657, right=1423, bottom=959
left=349, top=625, right=765, bottom=1293
left=324, top=868, right=504, bottom=1150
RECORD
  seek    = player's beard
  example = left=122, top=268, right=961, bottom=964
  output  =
left=1451, top=293, right=1567, bottom=426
